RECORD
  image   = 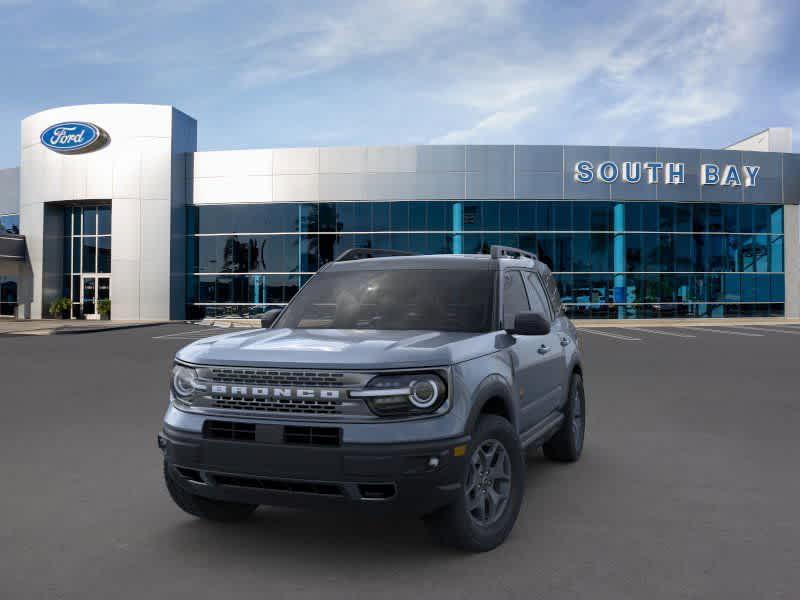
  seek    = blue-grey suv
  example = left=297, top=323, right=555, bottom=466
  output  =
left=159, top=246, right=586, bottom=551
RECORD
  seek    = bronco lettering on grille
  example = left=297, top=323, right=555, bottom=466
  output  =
left=210, top=384, right=341, bottom=400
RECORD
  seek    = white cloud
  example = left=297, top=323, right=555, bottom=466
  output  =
left=237, top=0, right=520, bottom=87
left=430, top=106, right=536, bottom=143
left=428, top=0, right=778, bottom=144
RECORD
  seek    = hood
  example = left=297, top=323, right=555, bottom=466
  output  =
left=175, top=328, right=495, bottom=370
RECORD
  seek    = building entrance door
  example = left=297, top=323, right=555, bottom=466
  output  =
left=79, top=275, right=110, bottom=318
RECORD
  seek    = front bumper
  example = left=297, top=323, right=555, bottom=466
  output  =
left=160, top=424, right=469, bottom=516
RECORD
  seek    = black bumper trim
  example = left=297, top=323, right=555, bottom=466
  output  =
left=161, top=426, right=470, bottom=515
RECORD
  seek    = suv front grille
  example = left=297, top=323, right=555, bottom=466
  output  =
left=211, top=395, right=343, bottom=414
left=191, top=366, right=375, bottom=419
left=207, top=368, right=347, bottom=387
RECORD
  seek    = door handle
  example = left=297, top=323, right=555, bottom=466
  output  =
left=560, top=337, right=570, bottom=347
left=537, top=344, right=551, bottom=355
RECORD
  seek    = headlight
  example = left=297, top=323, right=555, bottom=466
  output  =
left=171, top=364, right=200, bottom=405
left=351, top=373, right=447, bottom=417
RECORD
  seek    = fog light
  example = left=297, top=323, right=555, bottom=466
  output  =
left=427, top=456, right=440, bottom=469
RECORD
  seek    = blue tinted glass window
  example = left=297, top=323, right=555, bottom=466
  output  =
left=752, top=205, right=770, bottom=234
left=707, top=204, right=722, bottom=233
left=769, top=235, right=783, bottom=272
left=463, top=202, right=481, bottom=231
left=82, top=237, right=96, bottom=272
left=642, top=203, right=658, bottom=231
left=626, top=234, right=642, bottom=271
left=318, top=204, right=338, bottom=232
left=739, top=205, right=753, bottom=233
left=769, top=206, right=783, bottom=234
left=771, top=274, right=785, bottom=302
left=428, top=202, right=450, bottom=230
left=675, top=204, right=691, bottom=232
left=723, top=204, right=738, bottom=232
left=572, top=234, right=590, bottom=271
left=572, top=202, right=590, bottom=231
left=691, top=204, right=706, bottom=232
left=97, top=237, right=111, bottom=273
left=409, top=203, right=426, bottom=230
left=372, top=203, right=390, bottom=230
left=537, top=202, right=553, bottom=230
left=518, top=202, right=536, bottom=230
left=83, top=208, right=96, bottom=236
left=482, top=202, right=500, bottom=231
left=554, top=234, right=572, bottom=272
left=500, top=202, right=518, bottom=230
left=554, top=202, right=571, bottom=230
left=391, top=202, right=409, bottom=231
left=625, top=203, right=642, bottom=231
left=97, top=206, right=111, bottom=235
left=519, top=233, right=537, bottom=256
left=659, top=204, right=674, bottom=232
left=353, top=203, right=371, bottom=231
left=0, top=214, right=19, bottom=234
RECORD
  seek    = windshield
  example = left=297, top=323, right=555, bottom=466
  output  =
left=275, top=268, right=495, bottom=332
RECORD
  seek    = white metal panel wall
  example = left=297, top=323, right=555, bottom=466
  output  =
left=19, top=104, right=196, bottom=319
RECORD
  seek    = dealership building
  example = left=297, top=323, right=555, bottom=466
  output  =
left=0, top=103, right=798, bottom=321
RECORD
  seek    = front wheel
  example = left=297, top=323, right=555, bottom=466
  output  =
left=424, top=415, right=524, bottom=552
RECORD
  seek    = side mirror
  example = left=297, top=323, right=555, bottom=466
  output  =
left=259, top=308, right=282, bottom=328
left=507, top=312, right=551, bottom=336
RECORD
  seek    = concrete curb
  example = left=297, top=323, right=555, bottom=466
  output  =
left=4, top=321, right=170, bottom=336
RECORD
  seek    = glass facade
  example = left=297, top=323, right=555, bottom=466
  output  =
left=187, top=200, right=785, bottom=319
left=63, top=206, right=111, bottom=318
left=0, top=275, right=16, bottom=316
left=0, top=213, right=19, bottom=234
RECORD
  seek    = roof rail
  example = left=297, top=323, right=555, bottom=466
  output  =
left=489, top=245, right=537, bottom=261
left=335, top=248, right=418, bottom=262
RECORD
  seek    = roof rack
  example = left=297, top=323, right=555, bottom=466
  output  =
left=334, top=248, right=418, bottom=262
left=489, top=245, right=537, bottom=261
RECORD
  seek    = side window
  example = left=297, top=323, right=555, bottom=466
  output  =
left=502, top=271, right=530, bottom=328
left=523, top=271, right=552, bottom=321
left=542, top=271, right=562, bottom=315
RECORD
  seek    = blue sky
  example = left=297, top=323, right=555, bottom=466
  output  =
left=1, top=0, right=798, bottom=167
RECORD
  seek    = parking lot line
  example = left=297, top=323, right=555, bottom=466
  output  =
left=688, top=327, right=764, bottom=337
left=152, top=328, right=222, bottom=340
left=580, top=329, right=641, bottom=341
left=625, top=327, right=696, bottom=338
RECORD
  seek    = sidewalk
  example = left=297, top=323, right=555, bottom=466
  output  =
left=0, top=319, right=169, bottom=336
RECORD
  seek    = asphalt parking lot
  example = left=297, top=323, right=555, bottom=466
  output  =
left=2, top=322, right=799, bottom=600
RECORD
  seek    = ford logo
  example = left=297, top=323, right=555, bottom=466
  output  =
left=40, top=122, right=110, bottom=154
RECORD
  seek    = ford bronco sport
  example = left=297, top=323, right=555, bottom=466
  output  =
left=159, top=245, right=586, bottom=551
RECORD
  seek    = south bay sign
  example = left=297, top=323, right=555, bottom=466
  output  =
left=574, top=160, right=760, bottom=187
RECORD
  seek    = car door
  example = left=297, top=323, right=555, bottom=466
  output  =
left=523, top=270, right=569, bottom=417
left=501, top=270, right=561, bottom=433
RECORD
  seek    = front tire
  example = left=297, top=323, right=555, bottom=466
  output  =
left=164, top=463, right=258, bottom=522
left=543, top=372, right=586, bottom=462
left=424, top=415, right=524, bottom=552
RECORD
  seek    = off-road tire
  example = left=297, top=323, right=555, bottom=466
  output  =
left=424, top=415, right=524, bottom=552
left=543, top=373, right=586, bottom=462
